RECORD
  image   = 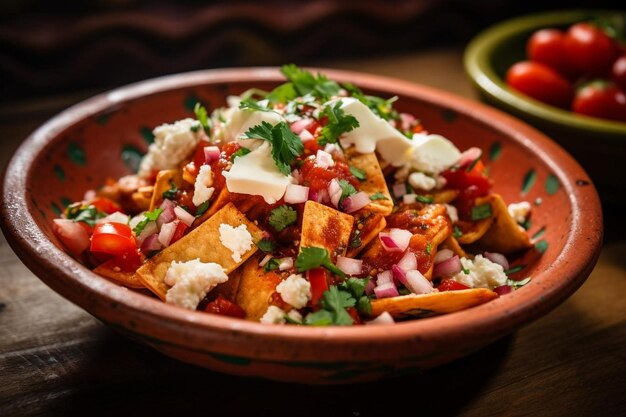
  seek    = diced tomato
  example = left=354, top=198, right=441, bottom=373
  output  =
left=53, top=219, right=91, bottom=257
left=303, top=138, right=320, bottom=155
left=90, top=222, right=136, bottom=256
left=437, top=279, right=470, bottom=291
left=110, top=249, right=143, bottom=272
left=299, top=158, right=357, bottom=192
left=442, top=165, right=490, bottom=194
left=308, top=267, right=329, bottom=307
left=169, top=221, right=189, bottom=245
left=89, top=197, right=122, bottom=215
left=305, top=119, right=322, bottom=135
left=346, top=307, right=362, bottom=325
left=204, top=296, right=247, bottom=318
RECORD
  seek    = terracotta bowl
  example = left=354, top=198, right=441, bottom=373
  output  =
left=464, top=9, right=626, bottom=204
left=1, top=68, right=602, bottom=384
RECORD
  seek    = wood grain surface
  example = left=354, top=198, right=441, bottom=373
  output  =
left=1, top=49, right=625, bottom=417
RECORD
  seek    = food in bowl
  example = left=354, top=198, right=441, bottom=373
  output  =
left=52, top=65, right=536, bottom=326
left=505, top=19, right=626, bottom=122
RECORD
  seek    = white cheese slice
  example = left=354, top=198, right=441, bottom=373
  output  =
left=222, top=142, right=294, bottom=204
left=222, top=108, right=283, bottom=149
left=409, top=133, right=461, bottom=175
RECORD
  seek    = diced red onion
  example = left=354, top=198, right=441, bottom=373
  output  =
left=365, top=278, right=376, bottom=295
left=494, top=285, right=513, bottom=296
left=457, top=147, right=482, bottom=169
left=204, top=146, right=221, bottom=164
left=366, top=311, right=395, bottom=325
left=140, top=233, right=162, bottom=253
left=433, top=255, right=462, bottom=278
left=318, top=189, right=330, bottom=204
left=434, top=248, right=455, bottom=264
left=404, top=270, right=434, bottom=294
left=376, top=270, right=393, bottom=286
left=397, top=251, right=417, bottom=271
left=336, top=256, right=363, bottom=276
left=290, top=118, right=313, bottom=134
left=341, top=191, right=370, bottom=213
left=307, top=189, right=318, bottom=202
left=174, top=206, right=195, bottom=227
left=483, top=252, right=510, bottom=271
left=259, top=254, right=272, bottom=267
left=374, top=282, right=399, bottom=299
left=52, top=219, right=90, bottom=257
left=136, top=221, right=158, bottom=244
left=284, top=184, right=310, bottom=204
left=315, top=150, right=334, bottom=168
left=158, top=199, right=177, bottom=227
left=328, top=179, right=342, bottom=208
left=299, top=129, right=314, bottom=142
left=392, top=183, right=406, bottom=198
left=379, top=228, right=412, bottom=253
left=158, top=220, right=178, bottom=247
left=96, top=211, right=129, bottom=225
left=278, top=257, right=294, bottom=271
left=391, top=264, right=406, bottom=286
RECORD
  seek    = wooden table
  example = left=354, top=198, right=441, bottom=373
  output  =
left=1, top=49, right=625, bottom=416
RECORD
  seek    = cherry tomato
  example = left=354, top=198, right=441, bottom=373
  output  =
left=204, top=296, right=246, bottom=318
left=89, top=197, right=122, bottom=215
left=572, top=81, right=626, bottom=122
left=506, top=61, right=574, bottom=108
left=564, top=22, right=618, bottom=77
left=612, top=55, right=626, bottom=91
left=90, top=222, right=136, bottom=256
left=437, top=279, right=470, bottom=292
left=527, top=28, right=573, bottom=78
left=307, top=267, right=329, bottom=307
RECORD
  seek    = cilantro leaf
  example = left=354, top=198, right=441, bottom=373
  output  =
left=339, top=277, right=369, bottom=299
left=257, top=238, right=277, bottom=253
left=342, top=82, right=399, bottom=121
left=319, top=102, right=360, bottom=146
left=349, top=165, right=366, bottom=181
left=239, top=98, right=272, bottom=113
left=506, top=277, right=531, bottom=289
left=426, top=242, right=432, bottom=255
left=242, top=121, right=304, bottom=175
left=471, top=203, right=493, bottom=221
left=230, top=147, right=251, bottom=162
left=162, top=179, right=178, bottom=200
left=453, top=225, right=463, bottom=238
left=65, top=203, right=107, bottom=227
left=296, top=247, right=346, bottom=278
left=132, top=208, right=163, bottom=235
left=370, top=192, right=388, bottom=201
left=338, top=179, right=357, bottom=205
left=304, top=309, right=333, bottom=326
left=414, top=195, right=434, bottom=204
left=280, top=64, right=340, bottom=100
left=266, top=83, right=298, bottom=103
left=263, top=258, right=280, bottom=272
left=356, top=296, right=372, bottom=315
left=194, top=102, right=211, bottom=133
left=319, top=286, right=356, bottom=326
left=349, top=229, right=362, bottom=248
left=268, top=205, right=297, bottom=232
left=195, top=201, right=210, bottom=217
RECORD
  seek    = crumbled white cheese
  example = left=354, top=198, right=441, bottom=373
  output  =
left=445, top=204, right=459, bottom=223
left=408, top=172, right=437, bottom=191
left=276, top=273, right=311, bottom=309
left=286, top=309, right=303, bottom=323
left=223, top=142, right=294, bottom=204
left=260, top=305, right=287, bottom=324
left=192, top=164, right=215, bottom=207
left=138, top=118, right=200, bottom=178
left=408, top=134, right=461, bottom=175
left=218, top=223, right=253, bottom=263
left=451, top=255, right=507, bottom=289
left=164, top=259, right=228, bottom=310
left=508, top=201, right=531, bottom=224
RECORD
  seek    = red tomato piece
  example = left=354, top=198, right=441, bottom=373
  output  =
left=612, top=55, right=626, bottom=91
left=204, top=296, right=247, bottom=318
left=506, top=61, right=574, bottom=108
left=572, top=81, right=626, bottom=122
left=346, top=307, right=362, bottom=325
left=90, top=222, right=136, bottom=256
left=169, top=221, right=189, bottom=245
left=438, top=279, right=470, bottom=292
left=527, top=28, right=574, bottom=78
left=89, top=197, right=122, bottom=214
left=52, top=219, right=91, bottom=257
left=307, top=267, right=329, bottom=307
left=564, top=22, right=619, bottom=77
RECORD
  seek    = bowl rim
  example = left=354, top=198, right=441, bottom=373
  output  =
left=464, top=9, right=626, bottom=138
left=0, top=67, right=604, bottom=361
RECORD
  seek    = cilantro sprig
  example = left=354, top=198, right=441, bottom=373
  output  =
left=132, top=208, right=163, bottom=235
left=238, top=98, right=273, bottom=113
left=471, top=203, right=493, bottom=221
left=304, top=286, right=355, bottom=326
left=370, top=192, right=388, bottom=201
left=296, top=247, right=346, bottom=278
left=337, top=179, right=357, bottom=206
left=65, top=203, right=107, bottom=227
left=242, top=121, right=304, bottom=175
left=349, top=165, right=367, bottom=181
left=281, top=64, right=341, bottom=101
left=194, top=102, right=211, bottom=133
left=268, top=205, right=297, bottom=232
left=230, top=147, right=251, bottom=162
left=319, top=102, right=360, bottom=146
left=342, top=82, right=399, bottom=121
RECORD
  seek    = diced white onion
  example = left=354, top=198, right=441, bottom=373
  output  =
left=259, top=254, right=273, bottom=267
left=379, top=228, right=412, bottom=252
left=315, top=150, right=334, bottom=168
left=434, top=249, right=455, bottom=264
left=299, top=129, right=314, bottom=142
left=174, top=206, right=195, bottom=227
left=342, top=191, right=370, bottom=213
left=158, top=220, right=178, bottom=247
left=374, top=282, right=399, bottom=299
left=366, top=311, right=395, bottom=325
left=278, top=257, right=294, bottom=271
left=328, top=179, right=342, bottom=208
left=397, top=251, right=417, bottom=271
left=336, top=256, right=363, bottom=276
left=284, top=184, right=310, bottom=204
left=404, top=270, right=434, bottom=294
left=376, top=270, right=393, bottom=286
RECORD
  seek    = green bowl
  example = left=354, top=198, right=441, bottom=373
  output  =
left=464, top=9, right=626, bottom=204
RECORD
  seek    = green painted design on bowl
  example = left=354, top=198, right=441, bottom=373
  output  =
left=96, top=113, right=110, bottom=125
left=545, top=174, right=560, bottom=195
left=60, top=197, right=72, bottom=208
left=441, top=108, right=458, bottom=122
left=53, top=165, right=65, bottom=181
left=209, top=352, right=251, bottom=366
left=121, top=144, right=144, bottom=173
left=522, top=169, right=537, bottom=195
left=67, top=143, right=86, bottom=166
left=535, top=239, right=548, bottom=254
left=489, top=142, right=502, bottom=161
left=184, top=94, right=201, bottom=112
left=140, top=126, right=155, bottom=144
left=532, top=226, right=546, bottom=240
left=51, top=202, right=62, bottom=216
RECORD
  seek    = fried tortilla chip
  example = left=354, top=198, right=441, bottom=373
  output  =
left=299, top=201, right=354, bottom=260
left=370, top=288, right=498, bottom=319
left=235, top=255, right=284, bottom=321
left=149, top=169, right=183, bottom=211
left=136, top=202, right=263, bottom=300
left=346, top=212, right=386, bottom=258
left=456, top=218, right=494, bottom=244
left=131, top=186, right=153, bottom=212
left=473, top=194, right=532, bottom=254
left=441, top=235, right=470, bottom=258
left=431, top=189, right=459, bottom=204
left=209, top=266, right=243, bottom=302
left=93, top=260, right=144, bottom=289
left=344, top=150, right=393, bottom=215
